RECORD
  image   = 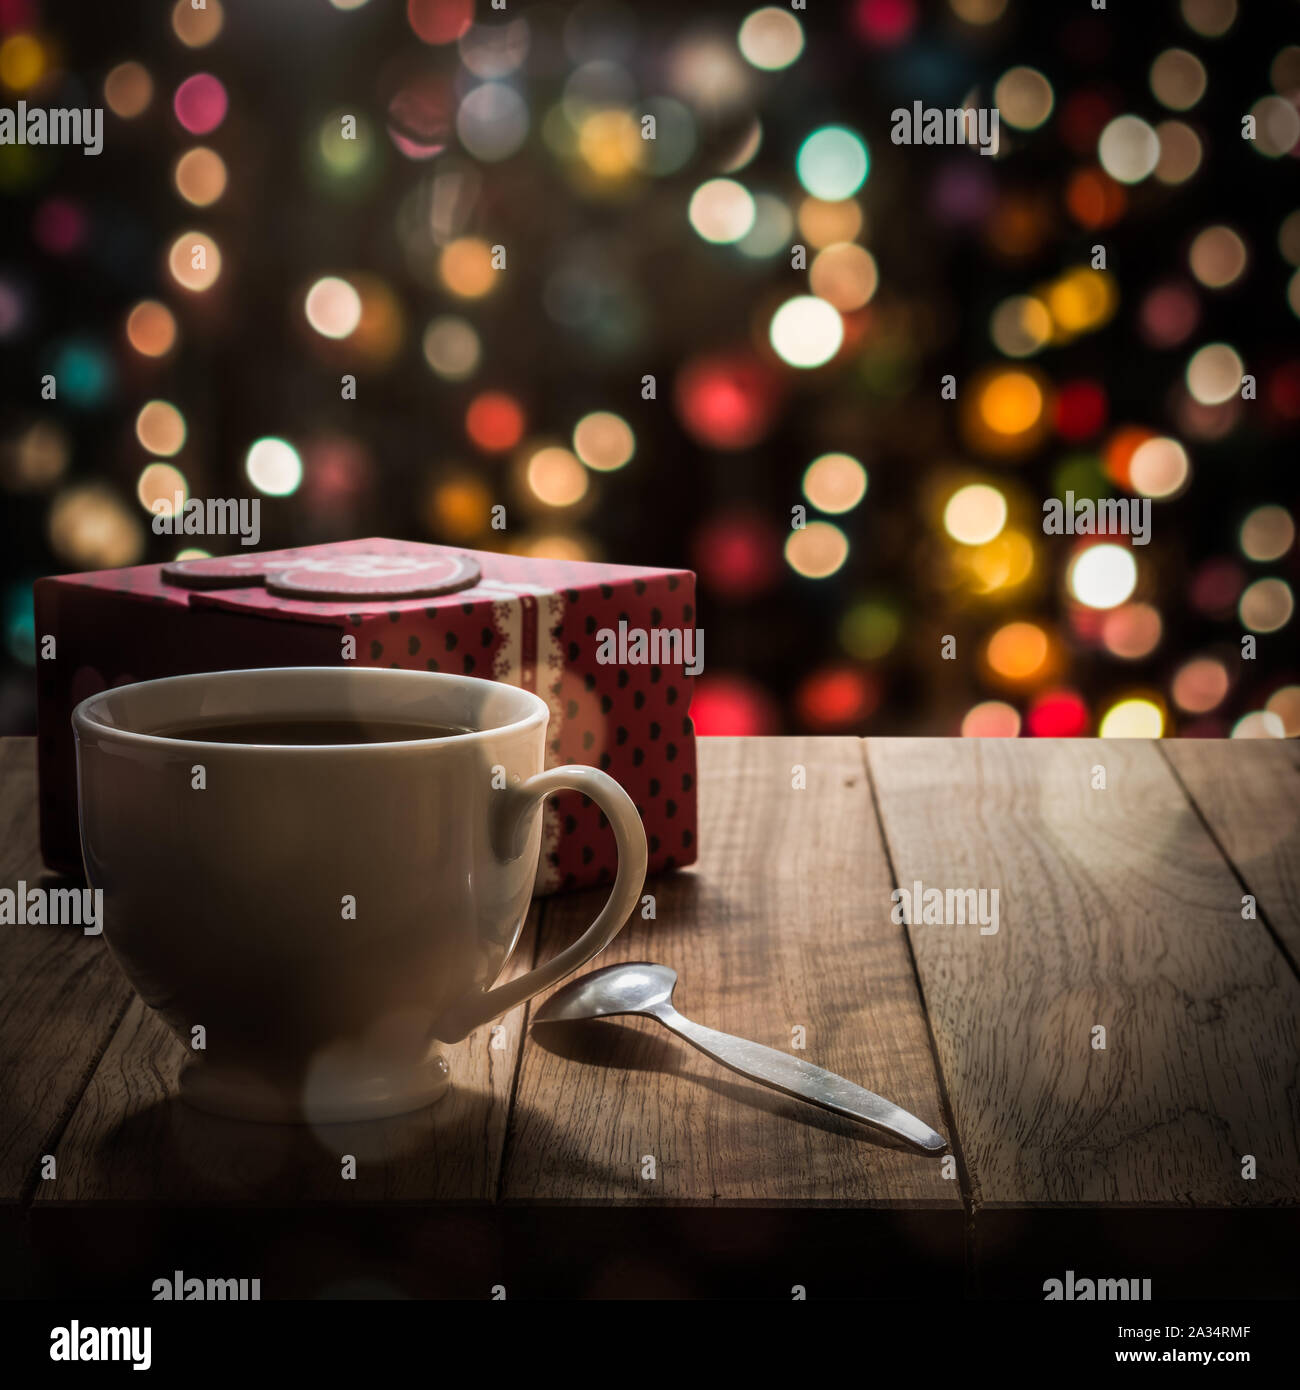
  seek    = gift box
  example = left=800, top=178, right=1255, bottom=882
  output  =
left=34, top=538, right=698, bottom=892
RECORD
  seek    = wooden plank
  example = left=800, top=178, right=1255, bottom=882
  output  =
left=502, top=737, right=959, bottom=1206
left=1161, top=739, right=1300, bottom=967
left=0, top=738, right=133, bottom=1205
left=866, top=737, right=1300, bottom=1209
left=37, top=910, right=540, bottom=1202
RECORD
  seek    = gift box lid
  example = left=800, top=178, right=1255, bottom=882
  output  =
left=46, top=538, right=693, bottom=628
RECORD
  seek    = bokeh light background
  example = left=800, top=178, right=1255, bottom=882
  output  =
left=1, top=0, right=1297, bottom=740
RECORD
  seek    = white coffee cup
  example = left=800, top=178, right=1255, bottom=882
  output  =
left=73, top=667, right=647, bottom=1123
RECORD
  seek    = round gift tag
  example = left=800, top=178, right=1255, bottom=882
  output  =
left=161, top=551, right=297, bottom=589
left=268, top=551, right=482, bottom=599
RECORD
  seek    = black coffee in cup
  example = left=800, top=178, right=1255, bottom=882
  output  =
left=156, top=718, right=471, bottom=745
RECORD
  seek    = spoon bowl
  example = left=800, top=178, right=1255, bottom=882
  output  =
left=533, top=961, right=677, bottom=1022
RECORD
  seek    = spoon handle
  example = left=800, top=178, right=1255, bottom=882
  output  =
left=654, top=1007, right=947, bottom=1153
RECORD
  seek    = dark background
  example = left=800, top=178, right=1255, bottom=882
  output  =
left=1, top=0, right=1296, bottom=737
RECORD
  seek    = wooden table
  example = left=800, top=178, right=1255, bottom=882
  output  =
left=2, top=735, right=1298, bottom=1299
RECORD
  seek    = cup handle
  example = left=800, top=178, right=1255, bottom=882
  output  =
left=434, top=765, right=649, bottom=1043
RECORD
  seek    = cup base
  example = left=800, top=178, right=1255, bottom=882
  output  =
left=179, top=1054, right=452, bottom=1124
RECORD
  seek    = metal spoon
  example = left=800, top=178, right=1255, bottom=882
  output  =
left=532, top=962, right=947, bottom=1154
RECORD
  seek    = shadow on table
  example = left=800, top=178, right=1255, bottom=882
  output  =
left=529, top=1016, right=932, bottom=1156
left=77, top=1081, right=508, bottom=1201
left=544, top=867, right=717, bottom=943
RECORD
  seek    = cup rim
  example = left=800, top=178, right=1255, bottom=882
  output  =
left=71, top=666, right=549, bottom=753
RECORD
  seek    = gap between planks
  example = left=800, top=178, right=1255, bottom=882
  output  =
left=860, top=736, right=980, bottom=1270
left=1156, top=739, right=1300, bottom=983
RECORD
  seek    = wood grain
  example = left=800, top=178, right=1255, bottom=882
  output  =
left=866, top=737, right=1300, bottom=1210
left=501, top=737, right=959, bottom=1206
left=9, top=732, right=1298, bottom=1227
left=1161, top=739, right=1300, bottom=968
left=0, top=738, right=133, bottom=1204
left=36, top=910, right=540, bottom=1202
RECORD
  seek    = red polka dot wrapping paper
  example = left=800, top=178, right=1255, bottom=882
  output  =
left=34, top=539, right=698, bottom=894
